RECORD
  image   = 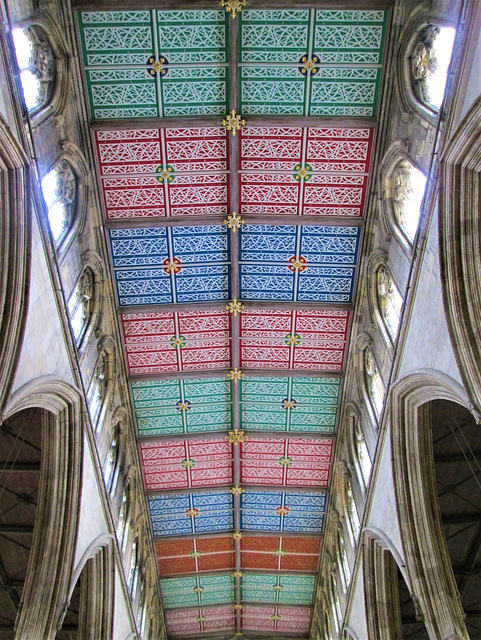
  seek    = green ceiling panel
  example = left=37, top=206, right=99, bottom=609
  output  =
left=161, top=574, right=235, bottom=609
left=239, top=9, right=387, bottom=116
left=78, top=10, right=228, bottom=119
left=241, top=573, right=316, bottom=605
left=132, top=378, right=232, bottom=438
left=240, top=376, right=340, bottom=434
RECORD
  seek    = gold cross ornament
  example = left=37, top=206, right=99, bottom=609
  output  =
left=220, top=0, right=246, bottom=18
left=226, top=298, right=245, bottom=316
left=223, top=211, right=245, bottom=232
left=222, top=110, right=246, bottom=135
left=225, top=429, right=247, bottom=445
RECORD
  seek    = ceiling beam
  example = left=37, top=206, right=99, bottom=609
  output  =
left=138, top=432, right=336, bottom=443
left=74, top=0, right=393, bottom=9
left=147, top=485, right=329, bottom=497
left=0, top=462, right=41, bottom=472
left=119, top=301, right=354, bottom=315
left=441, top=513, right=481, bottom=525
left=0, top=524, right=35, bottom=534
left=160, top=568, right=318, bottom=580
left=129, top=369, right=343, bottom=383
left=105, top=215, right=365, bottom=230
left=90, top=115, right=377, bottom=131
left=153, top=529, right=322, bottom=542
left=434, top=452, right=481, bottom=464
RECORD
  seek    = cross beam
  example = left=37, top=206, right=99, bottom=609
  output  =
left=90, top=115, right=377, bottom=131
left=73, top=0, right=393, bottom=11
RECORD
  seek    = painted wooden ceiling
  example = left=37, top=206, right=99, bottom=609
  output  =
left=77, top=5, right=387, bottom=638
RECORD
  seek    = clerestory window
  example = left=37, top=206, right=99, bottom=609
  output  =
left=411, top=26, right=456, bottom=111
left=12, top=26, right=55, bottom=114
left=391, top=160, right=427, bottom=244
left=41, top=160, right=77, bottom=245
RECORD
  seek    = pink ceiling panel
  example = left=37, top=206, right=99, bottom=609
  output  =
left=240, top=309, right=349, bottom=371
left=140, top=437, right=234, bottom=491
left=239, top=126, right=373, bottom=217
left=240, top=437, right=334, bottom=487
left=121, top=310, right=231, bottom=375
left=242, top=605, right=312, bottom=633
left=95, top=127, right=229, bottom=219
left=166, top=606, right=235, bottom=637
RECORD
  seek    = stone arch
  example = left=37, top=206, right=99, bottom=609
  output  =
left=64, top=534, right=115, bottom=640
left=390, top=369, right=471, bottom=640
left=0, top=116, right=31, bottom=416
left=440, top=96, right=481, bottom=422
left=362, top=529, right=407, bottom=640
left=2, top=376, right=83, bottom=640
left=12, top=12, right=69, bottom=125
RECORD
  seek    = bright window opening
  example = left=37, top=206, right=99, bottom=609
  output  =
left=12, top=27, right=54, bottom=113
left=392, top=160, right=427, bottom=242
left=412, top=26, right=456, bottom=110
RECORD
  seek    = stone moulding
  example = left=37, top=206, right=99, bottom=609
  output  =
left=440, top=96, right=481, bottom=423
left=0, top=116, right=31, bottom=418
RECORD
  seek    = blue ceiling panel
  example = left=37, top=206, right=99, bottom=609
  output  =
left=240, top=490, right=327, bottom=534
left=109, top=225, right=230, bottom=305
left=239, top=225, right=360, bottom=302
left=148, top=490, right=235, bottom=537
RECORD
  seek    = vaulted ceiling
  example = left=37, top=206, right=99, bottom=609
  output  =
left=74, top=4, right=388, bottom=637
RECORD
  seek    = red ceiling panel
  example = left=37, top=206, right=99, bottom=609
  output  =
left=240, top=535, right=321, bottom=573
left=95, top=127, right=229, bottom=220
left=155, top=536, right=235, bottom=576
left=239, top=127, right=373, bottom=217
left=140, top=437, right=234, bottom=491
left=240, top=437, right=334, bottom=487
left=121, top=310, right=231, bottom=375
left=240, top=309, right=349, bottom=371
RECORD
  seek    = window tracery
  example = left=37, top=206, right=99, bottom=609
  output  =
left=336, top=525, right=350, bottom=594
left=117, top=481, right=131, bottom=550
left=392, top=160, right=427, bottom=244
left=68, top=268, right=93, bottom=347
left=41, top=160, right=77, bottom=245
left=411, top=26, right=455, bottom=111
left=343, top=474, right=361, bottom=545
left=376, top=266, right=403, bottom=341
left=87, top=349, right=108, bottom=427
left=12, top=27, right=55, bottom=113
left=104, top=422, right=120, bottom=493
left=364, top=348, right=385, bottom=419
left=353, top=415, right=372, bottom=489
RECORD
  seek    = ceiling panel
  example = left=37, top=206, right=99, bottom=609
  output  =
left=239, top=225, right=360, bottom=302
left=166, top=605, right=235, bottom=637
left=131, top=377, right=232, bottom=438
left=239, top=126, right=373, bottom=217
left=109, top=225, right=230, bottom=306
left=94, top=127, right=229, bottom=220
left=155, top=536, right=235, bottom=576
left=240, top=535, right=321, bottom=573
left=240, top=309, right=349, bottom=370
left=121, top=310, right=231, bottom=375
left=148, top=490, right=234, bottom=537
left=240, top=490, right=327, bottom=533
left=240, top=436, right=333, bottom=487
left=78, top=10, right=229, bottom=119
left=241, top=573, right=316, bottom=605
left=161, top=574, right=235, bottom=609
left=140, top=437, right=233, bottom=491
left=239, top=9, right=386, bottom=116
left=241, top=605, right=312, bottom=633
left=239, top=375, right=340, bottom=433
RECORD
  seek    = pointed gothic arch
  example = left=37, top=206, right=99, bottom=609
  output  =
left=2, top=376, right=83, bottom=640
left=390, top=370, right=471, bottom=640
left=440, top=96, right=481, bottom=422
left=0, top=117, right=31, bottom=416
